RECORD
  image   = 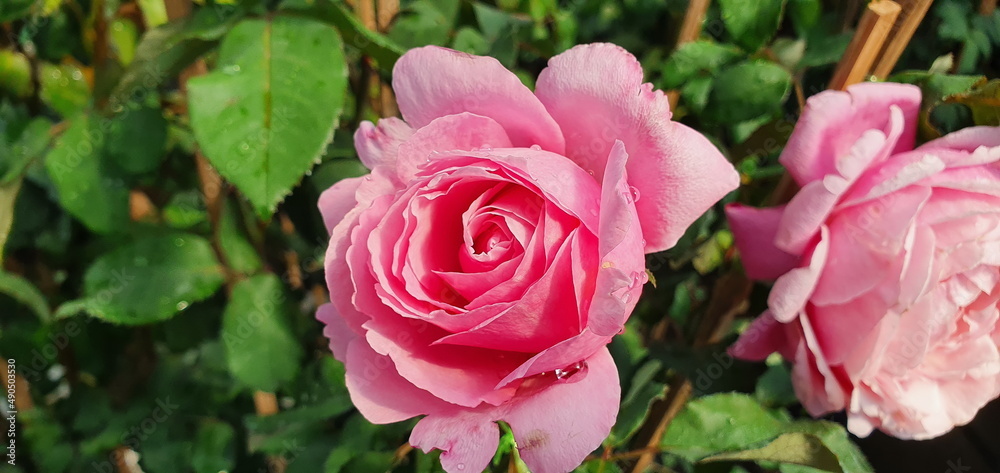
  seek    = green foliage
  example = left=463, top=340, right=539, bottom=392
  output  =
left=188, top=15, right=348, bottom=219
left=0, top=0, right=994, bottom=472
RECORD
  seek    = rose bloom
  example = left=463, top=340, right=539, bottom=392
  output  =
left=316, top=44, right=737, bottom=472
left=728, top=82, right=1000, bottom=440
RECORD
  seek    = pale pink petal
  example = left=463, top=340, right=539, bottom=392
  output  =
left=354, top=117, right=415, bottom=172
left=318, top=176, right=362, bottom=234
left=769, top=227, right=830, bottom=322
left=395, top=113, right=513, bottom=181
left=587, top=141, right=646, bottom=336
left=392, top=46, right=565, bottom=152
left=534, top=43, right=738, bottom=253
left=343, top=338, right=452, bottom=424
left=780, top=82, right=920, bottom=186
left=918, top=126, right=1000, bottom=153
left=410, top=411, right=500, bottom=473
left=725, top=204, right=800, bottom=280
left=503, top=347, right=620, bottom=473
left=317, top=303, right=353, bottom=362
left=497, top=330, right=611, bottom=387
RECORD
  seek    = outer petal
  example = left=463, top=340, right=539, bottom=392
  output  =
left=769, top=227, right=830, bottom=323
left=343, top=338, right=452, bottom=424
left=318, top=176, right=362, bottom=234
left=354, top=117, right=415, bottom=172
left=779, top=82, right=920, bottom=186
left=395, top=113, right=513, bottom=182
left=410, top=411, right=500, bottom=473
left=725, top=204, right=800, bottom=280
left=534, top=43, right=738, bottom=253
left=317, top=303, right=353, bottom=362
left=587, top=140, right=646, bottom=336
left=729, top=310, right=786, bottom=361
left=505, top=347, right=620, bottom=473
left=392, top=46, right=565, bottom=153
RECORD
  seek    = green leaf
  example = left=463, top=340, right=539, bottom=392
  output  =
left=788, top=421, right=872, bottom=473
left=39, top=63, right=91, bottom=117
left=0, top=0, right=36, bottom=22
left=755, top=363, right=797, bottom=407
left=662, top=41, right=743, bottom=89
left=609, top=360, right=667, bottom=446
left=105, top=104, right=168, bottom=175
left=701, top=432, right=842, bottom=472
left=219, top=198, right=263, bottom=275
left=946, top=79, right=1000, bottom=127
left=136, top=0, right=169, bottom=28
left=1, top=117, right=52, bottom=185
left=44, top=114, right=131, bottom=234
left=787, top=0, right=820, bottom=37
left=110, top=18, right=140, bottom=65
left=0, top=270, right=50, bottom=322
left=70, top=233, right=224, bottom=324
left=191, top=420, right=236, bottom=473
left=661, top=393, right=786, bottom=461
left=706, top=60, right=791, bottom=123
left=108, top=5, right=244, bottom=110
left=719, top=0, right=787, bottom=52
left=222, top=273, right=304, bottom=391
left=282, top=0, right=405, bottom=71
left=0, top=179, right=20, bottom=263
left=189, top=16, right=348, bottom=219
left=800, top=32, right=852, bottom=68
left=388, top=0, right=456, bottom=48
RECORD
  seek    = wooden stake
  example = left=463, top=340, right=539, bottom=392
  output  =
left=871, top=0, right=934, bottom=78
left=829, top=0, right=901, bottom=91
left=982, top=0, right=997, bottom=15
left=376, top=0, right=399, bottom=117
left=668, top=0, right=712, bottom=110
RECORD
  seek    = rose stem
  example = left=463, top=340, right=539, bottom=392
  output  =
left=354, top=0, right=383, bottom=116
left=666, top=0, right=711, bottom=110
left=871, top=0, right=933, bottom=79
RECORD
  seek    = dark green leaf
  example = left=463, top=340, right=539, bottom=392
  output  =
left=39, top=63, right=90, bottom=117
left=787, top=0, right=820, bottom=37
left=662, top=41, right=743, bottom=89
left=188, top=16, right=348, bottom=219
left=222, top=273, right=304, bottom=391
left=0, top=270, right=51, bottom=322
left=706, top=60, right=791, bottom=123
left=282, top=0, right=405, bottom=71
left=719, top=0, right=787, bottom=52
left=219, top=198, right=263, bottom=275
left=105, top=105, right=168, bottom=175
left=192, top=420, right=237, bottom=473
left=661, top=393, right=786, bottom=461
left=44, top=114, right=131, bottom=234
left=66, top=233, right=224, bottom=324
left=609, top=360, right=667, bottom=446
left=755, top=363, right=797, bottom=407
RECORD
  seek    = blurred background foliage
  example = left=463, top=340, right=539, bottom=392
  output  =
left=0, top=0, right=998, bottom=472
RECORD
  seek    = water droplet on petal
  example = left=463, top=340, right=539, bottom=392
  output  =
left=554, top=361, right=588, bottom=380
left=457, top=464, right=465, bottom=471
left=529, top=144, right=541, bottom=151
left=479, top=144, right=492, bottom=152
left=629, top=186, right=641, bottom=202
left=587, top=169, right=595, bottom=176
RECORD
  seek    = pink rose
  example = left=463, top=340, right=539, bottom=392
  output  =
left=316, top=44, right=737, bottom=472
left=728, top=82, right=1000, bottom=440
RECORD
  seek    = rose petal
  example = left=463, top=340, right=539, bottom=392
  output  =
left=725, top=204, right=801, bottom=280
left=355, top=117, right=415, bottom=173
left=729, top=310, right=787, bottom=361
left=410, top=411, right=500, bottom=473
left=779, top=83, right=920, bottom=186
left=395, top=113, right=513, bottom=182
left=318, top=177, right=363, bottom=234
left=504, top=347, right=620, bottom=473
left=769, top=226, right=830, bottom=323
left=534, top=43, right=738, bottom=253
left=393, top=46, right=565, bottom=153
left=317, top=303, right=353, bottom=362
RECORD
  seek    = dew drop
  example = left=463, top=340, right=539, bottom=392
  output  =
left=529, top=144, right=541, bottom=151
left=587, top=169, right=595, bottom=176
left=554, top=361, right=588, bottom=380
left=176, top=301, right=189, bottom=311
left=479, top=143, right=492, bottom=152
left=457, top=464, right=465, bottom=471
left=71, top=69, right=83, bottom=81
left=629, top=186, right=641, bottom=202
left=239, top=142, right=250, bottom=152
left=174, top=237, right=185, bottom=247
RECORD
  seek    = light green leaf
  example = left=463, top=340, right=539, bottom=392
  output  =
left=136, top=0, right=168, bottom=27
left=189, top=16, right=348, bottom=219
left=701, top=432, right=842, bottom=472
left=222, top=273, right=304, bottom=391
left=0, top=179, right=20, bottom=263
left=661, top=393, right=786, bottom=461
left=0, top=270, right=51, bottom=322
left=39, top=63, right=90, bottom=117
left=109, top=18, right=140, bottom=65
left=73, top=233, right=224, bottom=324
left=282, top=0, right=405, bottom=71
left=0, top=50, right=33, bottom=97
left=719, top=0, right=787, bottom=52
left=1, top=117, right=52, bottom=185
left=44, top=114, right=131, bottom=234
left=706, top=60, right=791, bottom=123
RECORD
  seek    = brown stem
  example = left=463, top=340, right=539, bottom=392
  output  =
left=667, top=0, right=712, bottom=110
